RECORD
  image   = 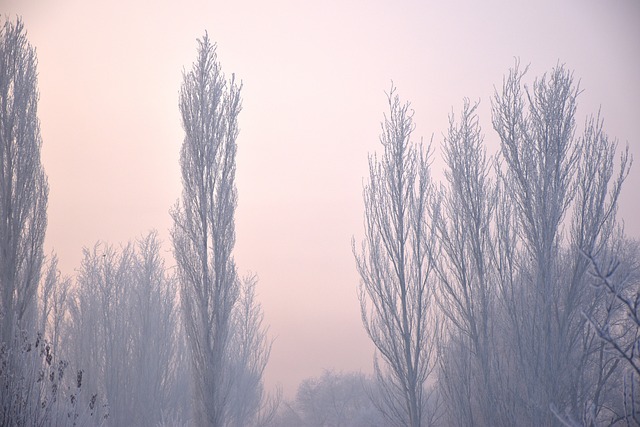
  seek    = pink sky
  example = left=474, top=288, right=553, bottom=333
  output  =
left=4, top=0, right=640, bottom=397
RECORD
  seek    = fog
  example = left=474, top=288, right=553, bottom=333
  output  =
left=1, top=1, right=640, bottom=426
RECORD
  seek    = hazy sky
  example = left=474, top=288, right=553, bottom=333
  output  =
left=4, top=0, right=640, bottom=397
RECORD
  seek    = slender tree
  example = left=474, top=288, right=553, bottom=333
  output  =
left=354, top=86, right=439, bottom=427
left=0, top=16, right=50, bottom=425
left=38, top=253, right=70, bottom=354
left=432, top=99, right=498, bottom=426
left=130, top=231, right=182, bottom=425
left=171, top=33, right=243, bottom=426
left=0, top=15, right=48, bottom=347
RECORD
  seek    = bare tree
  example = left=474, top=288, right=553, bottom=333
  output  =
left=68, top=242, right=135, bottom=423
left=130, top=231, right=183, bottom=425
left=492, top=62, right=580, bottom=425
left=0, top=16, right=50, bottom=425
left=275, top=370, right=386, bottom=427
left=171, top=32, right=243, bottom=426
left=354, top=86, right=439, bottom=427
left=491, top=61, right=631, bottom=425
left=39, top=253, right=71, bottom=353
left=228, top=275, right=280, bottom=427
left=431, top=99, right=499, bottom=426
left=68, top=233, right=183, bottom=425
left=0, top=15, right=48, bottom=347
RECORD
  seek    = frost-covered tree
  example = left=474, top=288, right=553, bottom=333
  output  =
left=491, top=62, right=631, bottom=425
left=38, top=253, right=70, bottom=353
left=130, top=231, right=183, bottom=425
left=361, top=64, right=634, bottom=427
left=68, top=233, right=182, bottom=425
left=68, top=242, right=135, bottom=423
left=354, top=86, right=439, bottom=427
left=268, top=371, right=385, bottom=427
left=0, top=15, right=48, bottom=348
left=228, top=275, right=280, bottom=427
left=431, top=99, right=499, bottom=426
left=171, top=32, right=243, bottom=426
left=0, top=16, right=50, bottom=425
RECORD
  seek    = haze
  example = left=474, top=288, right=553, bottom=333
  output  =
left=3, top=0, right=639, bottom=398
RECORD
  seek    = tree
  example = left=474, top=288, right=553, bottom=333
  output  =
left=353, top=86, right=439, bottom=427
left=171, top=32, right=243, bottom=426
left=130, top=231, right=183, bottom=425
left=431, top=99, right=499, bottom=426
left=67, top=233, right=183, bottom=425
left=0, top=16, right=50, bottom=425
left=228, top=275, right=280, bottom=427
left=68, top=241, right=134, bottom=423
left=272, top=370, right=385, bottom=427
left=38, top=253, right=71, bottom=354
left=0, top=15, right=48, bottom=348
left=491, top=61, right=631, bottom=425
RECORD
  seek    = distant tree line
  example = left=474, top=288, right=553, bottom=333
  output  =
left=1, top=12, right=638, bottom=427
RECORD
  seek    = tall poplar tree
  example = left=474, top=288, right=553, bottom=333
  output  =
left=171, top=33, right=242, bottom=426
left=354, top=87, right=439, bottom=427
left=0, top=16, right=48, bottom=347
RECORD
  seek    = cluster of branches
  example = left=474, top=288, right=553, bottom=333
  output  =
left=566, top=244, right=640, bottom=425
left=65, top=232, right=184, bottom=425
left=355, top=62, right=636, bottom=426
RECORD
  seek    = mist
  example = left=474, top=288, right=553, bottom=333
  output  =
left=1, top=1, right=640, bottom=426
